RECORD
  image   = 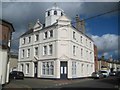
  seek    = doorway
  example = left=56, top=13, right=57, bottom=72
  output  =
left=60, top=61, right=67, bottom=79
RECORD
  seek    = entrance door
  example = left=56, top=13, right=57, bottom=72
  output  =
left=60, top=61, right=67, bottom=79
left=34, top=62, right=37, bottom=78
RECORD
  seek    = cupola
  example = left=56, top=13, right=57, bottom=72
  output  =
left=45, top=3, right=64, bottom=27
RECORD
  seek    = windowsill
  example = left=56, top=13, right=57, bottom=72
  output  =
left=41, top=74, right=54, bottom=76
left=43, top=38, right=47, bottom=40
left=26, top=56, right=30, bottom=58
left=48, top=54, right=52, bottom=56
left=48, top=37, right=53, bottom=39
left=43, top=54, right=47, bottom=56
left=25, top=73, right=29, bottom=75
left=35, top=40, right=39, bottom=42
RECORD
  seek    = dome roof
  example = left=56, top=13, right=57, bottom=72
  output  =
left=46, top=4, right=64, bottom=12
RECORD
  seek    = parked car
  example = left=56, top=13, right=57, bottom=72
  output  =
left=99, top=70, right=109, bottom=78
left=109, top=71, right=116, bottom=76
left=9, top=71, right=24, bottom=80
left=116, top=71, right=120, bottom=77
left=92, top=71, right=104, bottom=79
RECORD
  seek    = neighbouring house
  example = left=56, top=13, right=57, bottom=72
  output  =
left=18, top=4, right=95, bottom=79
left=9, top=54, right=18, bottom=72
left=98, top=56, right=120, bottom=72
left=0, top=19, right=15, bottom=84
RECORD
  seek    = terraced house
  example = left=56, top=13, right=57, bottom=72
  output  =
left=18, top=4, right=95, bottom=79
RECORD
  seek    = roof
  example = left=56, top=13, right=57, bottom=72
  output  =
left=46, top=6, right=64, bottom=12
left=0, top=19, right=15, bottom=32
left=20, top=22, right=93, bottom=42
left=20, top=22, right=57, bottom=37
left=72, top=25, right=93, bottom=41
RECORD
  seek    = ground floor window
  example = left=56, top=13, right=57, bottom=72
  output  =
left=26, top=63, right=29, bottom=74
left=72, top=62, right=76, bottom=75
left=42, top=61, right=54, bottom=75
left=21, top=64, right=23, bottom=72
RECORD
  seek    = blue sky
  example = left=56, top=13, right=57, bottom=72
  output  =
left=1, top=2, right=119, bottom=60
left=86, top=13, right=118, bottom=36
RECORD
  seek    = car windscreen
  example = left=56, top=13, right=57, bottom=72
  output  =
left=100, top=71, right=107, bottom=73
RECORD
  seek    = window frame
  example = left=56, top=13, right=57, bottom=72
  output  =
left=43, top=46, right=47, bottom=55
left=54, top=10, right=57, bottom=15
left=48, top=11, right=50, bottom=16
left=35, top=34, right=39, bottom=41
left=26, top=63, right=29, bottom=74
left=49, top=44, right=53, bottom=55
left=73, top=31, right=76, bottom=40
left=27, top=49, right=30, bottom=57
left=35, top=47, right=38, bottom=56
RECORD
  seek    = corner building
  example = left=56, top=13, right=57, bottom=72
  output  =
left=18, top=5, right=95, bottom=79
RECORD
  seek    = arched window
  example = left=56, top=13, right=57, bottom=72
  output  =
left=48, top=11, right=50, bottom=16
left=61, top=12, right=63, bottom=16
left=54, top=10, right=57, bottom=15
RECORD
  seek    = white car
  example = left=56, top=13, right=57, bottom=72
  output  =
left=99, top=71, right=109, bottom=78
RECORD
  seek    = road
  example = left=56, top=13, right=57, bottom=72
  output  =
left=2, top=76, right=120, bottom=90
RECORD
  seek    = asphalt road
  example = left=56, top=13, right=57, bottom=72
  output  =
left=2, top=76, right=120, bottom=90
left=57, top=76, right=120, bottom=89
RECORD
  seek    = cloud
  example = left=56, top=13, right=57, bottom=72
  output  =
left=2, top=2, right=119, bottom=59
left=91, top=34, right=119, bottom=59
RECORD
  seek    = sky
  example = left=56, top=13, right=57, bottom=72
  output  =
left=1, top=1, right=119, bottom=60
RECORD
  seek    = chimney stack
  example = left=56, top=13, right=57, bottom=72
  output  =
left=75, top=15, right=85, bottom=33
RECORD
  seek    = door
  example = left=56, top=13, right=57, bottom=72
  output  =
left=34, top=62, right=37, bottom=78
left=60, top=61, right=67, bottom=79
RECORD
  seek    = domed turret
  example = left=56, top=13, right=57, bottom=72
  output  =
left=45, top=3, right=64, bottom=27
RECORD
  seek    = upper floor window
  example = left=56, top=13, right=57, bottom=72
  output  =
left=90, top=42, right=91, bottom=47
left=22, top=38, right=25, bottom=44
left=27, top=49, right=30, bottom=57
left=86, top=39, right=87, bottom=46
left=61, top=12, right=63, bottom=16
left=90, top=52, right=92, bottom=60
left=49, top=30, right=53, bottom=38
left=73, top=45, right=76, bottom=55
left=28, top=36, right=31, bottom=43
left=48, top=11, right=50, bottom=16
left=80, top=36, right=83, bottom=43
left=43, top=46, right=47, bottom=55
left=35, top=47, right=38, bottom=56
left=54, top=10, right=57, bottom=15
left=35, top=34, right=39, bottom=41
left=81, top=48, right=83, bottom=57
left=73, top=31, right=76, bottom=40
left=22, top=49, right=24, bottom=58
left=44, top=32, right=47, bottom=39
left=49, top=44, right=53, bottom=55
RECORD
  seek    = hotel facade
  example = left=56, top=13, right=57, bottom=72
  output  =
left=18, top=5, right=95, bottom=79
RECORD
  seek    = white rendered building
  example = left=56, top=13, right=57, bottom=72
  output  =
left=18, top=5, right=94, bottom=79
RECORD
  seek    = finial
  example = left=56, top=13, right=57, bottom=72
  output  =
left=54, top=2, right=57, bottom=7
